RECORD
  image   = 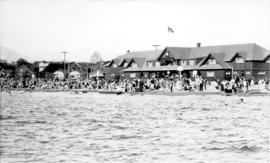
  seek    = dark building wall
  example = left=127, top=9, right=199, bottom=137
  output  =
left=104, top=67, right=126, bottom=80
left=250, top=61, right=270, bottom=80
left=252, top=62, right=270, bottom=70
left=123, top=72, right=143, bottom=79
left=199, top=70, right=227, bottom=81
left=228, top=61, right=270, bottom=71
left=252, top=70, right=270, bottom=80
left=228, top=61, right=270, bottom=80
left=228, top=62, right=253, bottom=71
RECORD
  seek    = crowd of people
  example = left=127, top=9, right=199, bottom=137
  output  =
left=215, top=77, right=269, bottom=94
left=1, top=75, right=269, bottom=94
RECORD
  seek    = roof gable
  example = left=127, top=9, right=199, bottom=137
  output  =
left=15, top=65, right=34, bottom=73
left=228, top=52, right=247, bottom=62
left=158, top=47, right=191, bottom=60
left=126, top=58, right=145, bottom=68
left=112, top=43, right=269, bottom=66
left=104, top=59, right=121, bottom=67
left=70, top=63, right=87, bottom=71
left=189, top=43, right=268, bottom=61
left=198, top=53, right=231, bottom=69
left=116, top=50, right=162, bottom=61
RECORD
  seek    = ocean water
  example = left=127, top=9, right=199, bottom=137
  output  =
left=0, top=92, right=269, bottom=163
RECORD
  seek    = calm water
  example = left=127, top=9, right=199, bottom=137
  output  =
left=0, top=92, right=269, bottom=163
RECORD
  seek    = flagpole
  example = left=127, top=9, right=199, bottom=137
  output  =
left=167, top=26, right=174, bottom=46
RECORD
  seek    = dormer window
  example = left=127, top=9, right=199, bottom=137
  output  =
left=165, top=51, right=170, bottom=57
left=208, top=58, right=216, bottom=65
left=124, top=62, right=128, bottom=67
left=132, top=62, right=137, bottom=67
left=148, top=62, right=153, bottom=67
left=113, top=63, right=117, bottom=68
left=180, top=60, right=187, bottom=66
left=235, top=56, right=244, bottom=63
left=189, top=60, right=195, bottom=65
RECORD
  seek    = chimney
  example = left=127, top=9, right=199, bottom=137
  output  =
left=196, top=42, right=201, bottom=47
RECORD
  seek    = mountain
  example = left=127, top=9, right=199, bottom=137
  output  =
left=0, top=46, right=32, bottom=62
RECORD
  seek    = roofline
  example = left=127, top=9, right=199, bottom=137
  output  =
left=15, top=64, right=34, bottom=73
left=263, top=53, right=270, bottom=61
left=164, top=43, right=262, bottom=49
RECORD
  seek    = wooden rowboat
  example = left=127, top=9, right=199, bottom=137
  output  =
left=99, top=90, right=123, bottom=95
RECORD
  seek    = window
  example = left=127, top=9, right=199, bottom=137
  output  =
left=132, top=62, right=137, bottom=67
left=235, top=56, right=244, bottom=63
left=192, top=70, right=197, bottom=77
left=124, top=62, right=128, bottom=67
left=156, top=62, right=160, bottom=67
left=165, top=51, right=170, bottom=57
left=206, top=71, right=215, bottom=77
left=148, top=62, right=153, bottom=67
left=208, top=58, right=216, bottom=65
left=180, top=60, right=187, bottom=66
left=113, top=63, right=117, bottom=68
left=130, top=73, right=136, bottom=78
left=246, top=71, right=250, bottom=75
left=189, top=60, right=195, bottom=65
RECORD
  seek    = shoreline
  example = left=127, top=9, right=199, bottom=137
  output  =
left=1, top=88, right=270, bottom=96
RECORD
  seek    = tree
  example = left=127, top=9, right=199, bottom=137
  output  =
left=90, top=52, right=103, bottom=64
left=16, top=58, right=32, bottom=68
left=0, top=62, right=16, bottom=70
left=42, top=62, right=64, bottom=73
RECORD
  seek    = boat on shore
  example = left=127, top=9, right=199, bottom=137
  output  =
left=99, top=90, right=123, bottom=95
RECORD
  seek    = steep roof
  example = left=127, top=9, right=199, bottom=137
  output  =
left=198, top=53, right=231, bottom=69
left=116, top=50, right=162, bottom=61
left=189, top=43, right=269, bottom=61
left=159, top=47, right=191, bottom=60
left=118, top=58, right=132, bottom=66
left=70, top=63, right=87, bottom=71
left=112, top=43, right=269, bottom=68
left=15, top=65, right=34, bottom=73
left=197, top=53, right=231, bottom=70
left=127, top=57, right=146, bottom=67
left=104, top=59, right=122, bottom=67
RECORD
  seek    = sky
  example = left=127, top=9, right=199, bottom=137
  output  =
left=0, top=0, right=270, bottom=62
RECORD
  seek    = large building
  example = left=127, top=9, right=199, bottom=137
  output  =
left=104, top=50, right=162, bottom=80
left=104, top=43, right=270, bottom=80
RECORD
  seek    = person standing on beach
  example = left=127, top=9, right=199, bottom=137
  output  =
left=199, top=77, right=203, bottom=91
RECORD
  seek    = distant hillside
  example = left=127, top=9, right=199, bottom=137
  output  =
left=0, top=46, right=32, bottom=62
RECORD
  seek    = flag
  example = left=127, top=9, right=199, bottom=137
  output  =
left=168, top=26, right=174, bottom=33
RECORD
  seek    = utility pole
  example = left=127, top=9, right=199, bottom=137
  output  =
left=152, top=45, right=160, bottom=50
left=61, top=51, right=68, bottom=79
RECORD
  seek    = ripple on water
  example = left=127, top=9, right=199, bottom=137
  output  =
left=0, top=92, right=269, bottom=163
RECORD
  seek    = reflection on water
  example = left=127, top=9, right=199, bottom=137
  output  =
left=0, top=92, right=269, bottom=163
